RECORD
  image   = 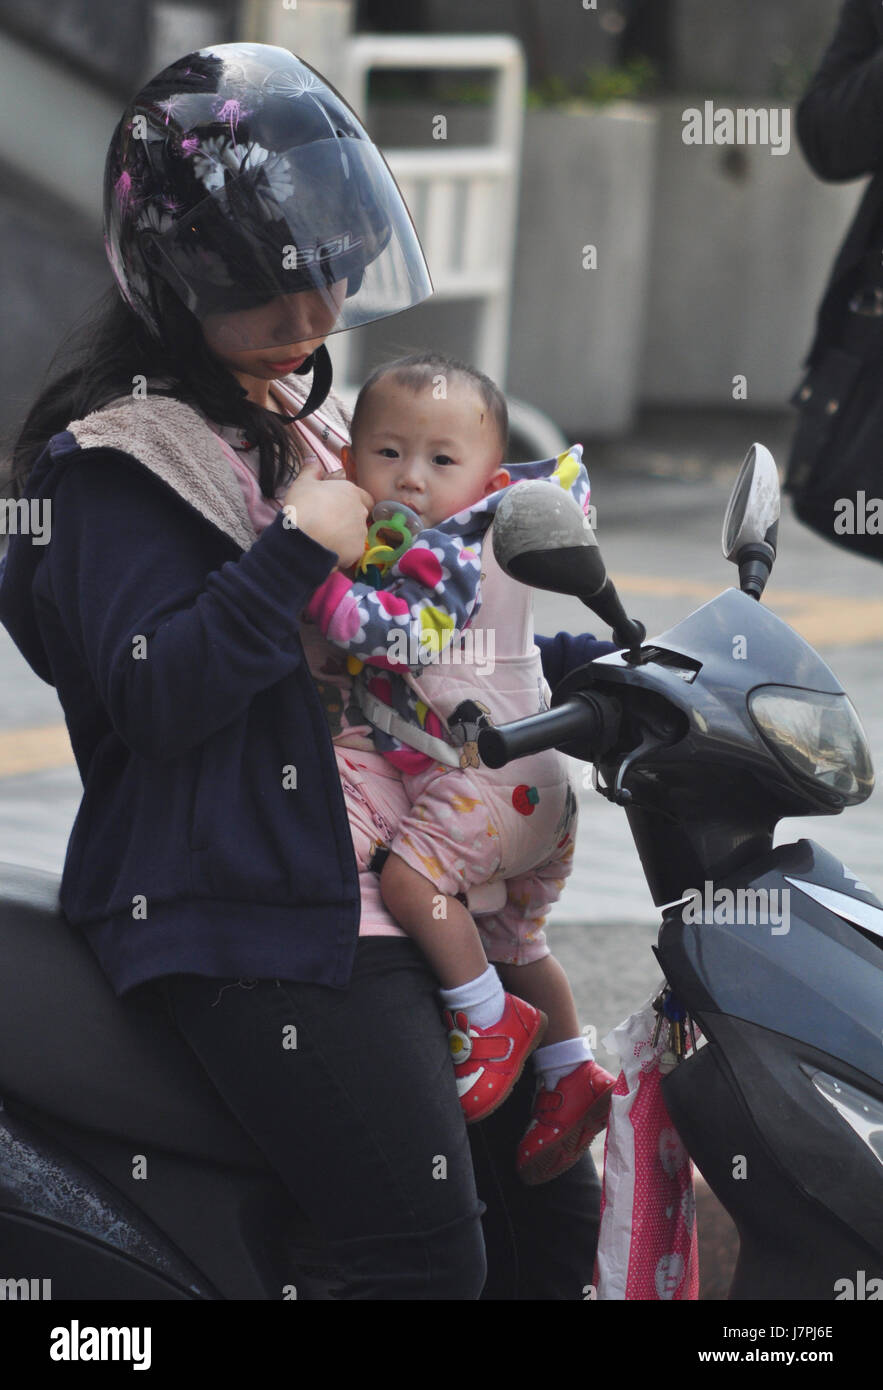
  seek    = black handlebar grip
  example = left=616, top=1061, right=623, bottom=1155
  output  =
left=477, top=694, right=615, bottom=769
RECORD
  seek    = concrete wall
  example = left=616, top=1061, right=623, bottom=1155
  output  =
left=151, top=3, right=233, bottom=74
left=640, top=100, right=864, bottom=409
left=241, top=0, right=354, bottom=97
left=0, top=0, right=152, bottom=92
left=0, top=1, right=225, bottom=444
left=672, top=0, right=835, bottom=98
left=403, top=0, right=839, bottom=98
left=0, top=168, right=110, bottom=445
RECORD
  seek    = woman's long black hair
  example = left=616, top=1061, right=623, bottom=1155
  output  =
left=5, top=277, right=309, bottom=502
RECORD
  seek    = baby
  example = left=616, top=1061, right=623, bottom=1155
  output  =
left=304, top=352, right=615, bottom=1184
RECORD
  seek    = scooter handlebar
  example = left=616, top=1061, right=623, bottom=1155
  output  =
left=477, top=692, right=621, bottom=769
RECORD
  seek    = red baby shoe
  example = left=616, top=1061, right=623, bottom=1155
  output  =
left=516, top=1059, right=617, bottom=1185
left=444, top=994, right=547, bottom=1125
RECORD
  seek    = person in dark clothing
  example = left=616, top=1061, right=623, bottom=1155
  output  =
left=796, top=0, right=883, bottom=369
left=786, top=0, right=883, bottom=560
left=0, top=44, right=613, bottom=1299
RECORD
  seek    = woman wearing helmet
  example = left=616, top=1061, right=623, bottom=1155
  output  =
left=1, top=43, right=602, bottom=1299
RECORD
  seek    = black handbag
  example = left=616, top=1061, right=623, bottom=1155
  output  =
left=785, top=255, right=883, bottom=563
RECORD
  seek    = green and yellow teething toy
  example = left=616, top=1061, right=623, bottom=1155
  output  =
left=356, top=501, right=424, bottom=585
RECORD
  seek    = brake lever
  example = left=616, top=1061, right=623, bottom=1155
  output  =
left=593, top=729, right=665, bottom=806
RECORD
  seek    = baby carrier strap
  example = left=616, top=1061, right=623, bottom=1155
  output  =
left=470, top=521, right=533, bottom=658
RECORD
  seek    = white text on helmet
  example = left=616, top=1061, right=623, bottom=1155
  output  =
left=283, top=232, right=363, bottom=269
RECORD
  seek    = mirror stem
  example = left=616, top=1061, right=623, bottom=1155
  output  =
left=613, top=617, right=647, bottom=653
left=580, top=578, right=646, bottom=652
left=737, top=541, right=776, bottom=601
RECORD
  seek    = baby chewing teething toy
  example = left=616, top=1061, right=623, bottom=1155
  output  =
left=357, top=501, right=424, bottom=584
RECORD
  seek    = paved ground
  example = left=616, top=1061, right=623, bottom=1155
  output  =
left=2, top=406, right=881, bottom=1297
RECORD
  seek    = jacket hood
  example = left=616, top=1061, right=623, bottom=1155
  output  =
left=433, top=444, right=589, bottom=539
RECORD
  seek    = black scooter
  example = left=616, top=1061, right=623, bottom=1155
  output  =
left=481, top=444, right=883, bottom=1301
left=0, top=864, right=338, bottom=1300
left=0, top=447, right=881, bottom=1300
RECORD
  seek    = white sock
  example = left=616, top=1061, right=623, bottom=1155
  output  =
left=439, top=965, right=506, bottom=1030
left=533, top=1035, right=593, bottom=1090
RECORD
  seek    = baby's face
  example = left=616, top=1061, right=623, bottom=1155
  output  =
left=348, top=375, right=508, bottom=529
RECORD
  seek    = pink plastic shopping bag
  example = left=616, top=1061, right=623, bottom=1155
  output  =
left=594, top=985, right=700, bottom=1300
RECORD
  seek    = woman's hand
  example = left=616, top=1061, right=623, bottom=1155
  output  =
left=282, top=460, right=373, bottom=568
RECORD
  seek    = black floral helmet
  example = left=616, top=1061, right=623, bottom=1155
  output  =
left=103, top=42, right=433, bottom=415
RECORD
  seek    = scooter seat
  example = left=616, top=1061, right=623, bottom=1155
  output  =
left=0, top=861, right=266, bottom=1167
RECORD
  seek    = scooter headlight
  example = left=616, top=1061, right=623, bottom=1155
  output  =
left=748, top=686, right=874, bottom=805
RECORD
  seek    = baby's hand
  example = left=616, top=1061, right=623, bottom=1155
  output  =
left=282, top=459, right=372, bottom=568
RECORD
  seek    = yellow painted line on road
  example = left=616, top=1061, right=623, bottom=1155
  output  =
left=0, top=725, right=75, bottom=778
left=1, top=577, right=880, bottom=781
left=616, top=574, right=883, bottom=649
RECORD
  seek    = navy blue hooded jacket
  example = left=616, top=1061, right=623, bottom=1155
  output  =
left=0, top=388, right=611, bottom=996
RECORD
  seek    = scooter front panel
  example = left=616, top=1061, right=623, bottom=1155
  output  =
left=661, top=1014, right=883, bottom=1299
left=657, top=839, right=883, bottom=1088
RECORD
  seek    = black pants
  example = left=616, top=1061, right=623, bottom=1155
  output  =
left=145, top=938, right=601, bottom=1300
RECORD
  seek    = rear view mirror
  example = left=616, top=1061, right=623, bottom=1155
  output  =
left=492, top=480, right=606, bottom=598
left=722, top=444, right=780, bottom=599
left=492, top=481, right=645, bottom=651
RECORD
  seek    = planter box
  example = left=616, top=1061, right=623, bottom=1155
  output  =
left=507, top=102, right=659, bottom=437
left=640, top=99, right=865, bottom=408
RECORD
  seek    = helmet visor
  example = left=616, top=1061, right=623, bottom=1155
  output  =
left=142, top=137, right=432, bottom=350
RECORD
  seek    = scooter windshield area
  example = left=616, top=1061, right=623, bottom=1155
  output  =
left=588, top=587, right=873, bottom=811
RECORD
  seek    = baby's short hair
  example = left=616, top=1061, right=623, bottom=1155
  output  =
left=350, top=351, right=509, bottom=458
